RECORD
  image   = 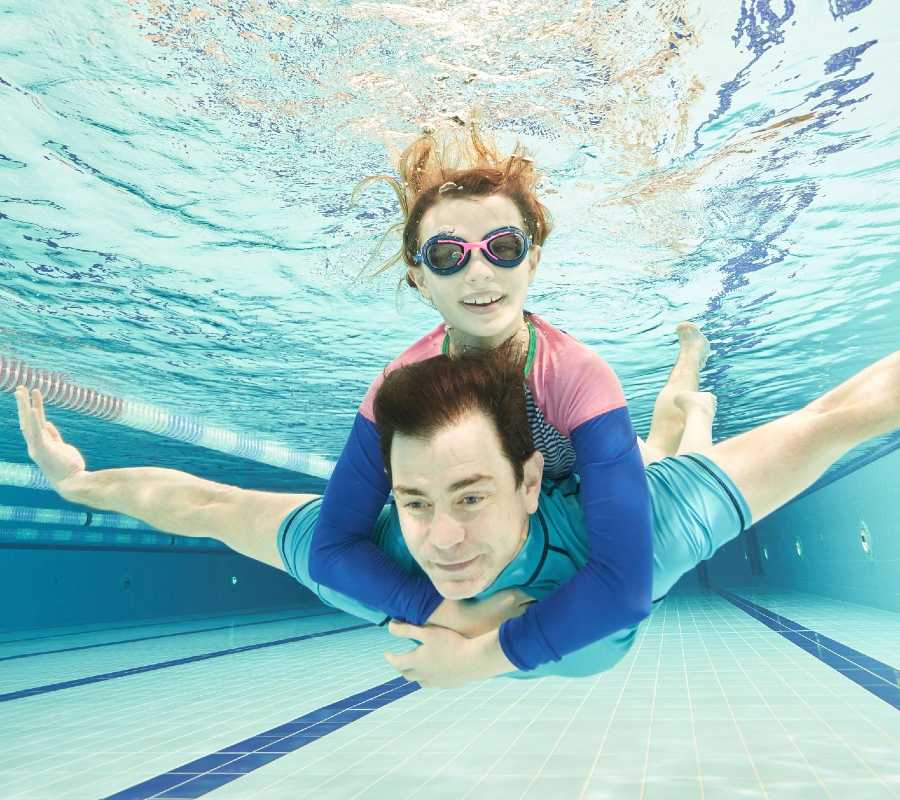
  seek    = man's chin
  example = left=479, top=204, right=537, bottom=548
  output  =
left=432, top=574, right=491, bottom=600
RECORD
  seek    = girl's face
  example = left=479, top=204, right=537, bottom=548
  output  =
left=411, top=195, right=541, bottom=349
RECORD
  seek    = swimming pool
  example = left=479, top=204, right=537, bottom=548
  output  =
left=1, top=1, right=898, bottom=797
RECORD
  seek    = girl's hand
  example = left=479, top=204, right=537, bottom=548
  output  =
left=15, top=387, right=87, bottom=496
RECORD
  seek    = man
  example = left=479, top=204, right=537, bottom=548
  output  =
left=14, top=346, right=900, bottom=687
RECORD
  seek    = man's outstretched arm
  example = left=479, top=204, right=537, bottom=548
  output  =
left=15, top=386, right=535, bottom=642
left=15, top=387, right=315, bottom=570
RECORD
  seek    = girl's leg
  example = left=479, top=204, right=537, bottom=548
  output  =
left=674, top=391, right=717, bottom=454
left=699, top=350, right=900, bottom=524
left=636, top=435, right=667, bottom=466
left=641, top=322, right=715, bottom=465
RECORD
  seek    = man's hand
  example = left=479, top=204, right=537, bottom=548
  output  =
left=425, top=589, right=534, bottom=637
left=384, top=621, right=515, bottom=688
left=15, top=387, right=87, bottom=497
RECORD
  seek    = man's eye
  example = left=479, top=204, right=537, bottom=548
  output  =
left=461, top=495, right=483, bottom=506
left=405, top=501, right=426, bottom=510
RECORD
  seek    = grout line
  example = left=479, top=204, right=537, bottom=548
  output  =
left=719, top=589, right=900, bottom=708
left=0, top=609, right=342, bottom=662
left=577, top=615, right=654, bottom=799
left=0, top=606, right=307, bottom=646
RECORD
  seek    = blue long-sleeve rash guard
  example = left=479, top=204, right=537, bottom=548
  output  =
left=308, top=409, right=653, bottom=671
left=309, top=413, right=444, bottom=626
left=498, top=411, right=652, bottom=669
left=308, top=314, right=654, bottom=671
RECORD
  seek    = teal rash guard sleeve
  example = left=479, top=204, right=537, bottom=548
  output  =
left=307, top=412, right=444, bottom=625
left=498, top=407, right=654, bottom=671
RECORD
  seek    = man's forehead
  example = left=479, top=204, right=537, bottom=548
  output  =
left=392, top=436, right=501, bottom=493
left=390, top=412, right=510, bottom=490
left=393, top=469, right=498, bottom=496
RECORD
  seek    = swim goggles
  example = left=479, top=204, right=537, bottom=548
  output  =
left=413, top=226, right=531, bottom=275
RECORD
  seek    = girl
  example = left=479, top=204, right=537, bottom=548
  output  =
left=308, top=122, right=711, bottom=673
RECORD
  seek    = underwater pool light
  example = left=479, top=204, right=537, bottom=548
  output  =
left=859, top=520, right=873, bottom=556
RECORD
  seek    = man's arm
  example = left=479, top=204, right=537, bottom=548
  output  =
left=63, top=469, right=314, bottom=570
left=16, top=387, right=314, bottom=571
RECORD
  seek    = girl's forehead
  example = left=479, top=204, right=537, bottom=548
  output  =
left=420, top=195, right=524, bottom=235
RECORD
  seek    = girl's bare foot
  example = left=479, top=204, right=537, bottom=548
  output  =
left=676, top=322, right=711, bottom=371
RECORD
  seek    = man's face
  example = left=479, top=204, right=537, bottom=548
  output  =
left=391, top=410, right=542, bottom=599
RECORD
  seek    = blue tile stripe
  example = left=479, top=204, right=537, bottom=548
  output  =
left=0, top=622, right=372, bottom=704
left=103, top=677, right=420, bottom=800
left=719, top=590, right=900, bottom=709
left=0, top=609, right=342, bottom=663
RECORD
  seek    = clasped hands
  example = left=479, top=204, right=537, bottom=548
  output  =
left=384, top=589, right=534, bottom=689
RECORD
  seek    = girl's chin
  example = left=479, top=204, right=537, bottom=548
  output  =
left=450, top=311, right=518, bottom=336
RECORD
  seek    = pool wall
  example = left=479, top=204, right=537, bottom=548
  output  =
left=0, top=487, right=314, bottom=633
left=705, top=446, right=900, bottom=613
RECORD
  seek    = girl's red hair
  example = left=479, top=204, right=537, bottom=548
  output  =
left=355, top=120, right=553, bottom=287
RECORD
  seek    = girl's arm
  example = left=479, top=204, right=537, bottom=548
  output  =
left=497, top=349, right=654, bottom=672
left=307, top=412, right=444, bottom=624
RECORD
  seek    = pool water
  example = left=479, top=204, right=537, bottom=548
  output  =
left=1, top=1, right=898, bottom=798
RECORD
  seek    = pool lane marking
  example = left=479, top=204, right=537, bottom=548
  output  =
left=0, top=609, right=342, bottom=662
left=0, top=622, right=372, bottom=703
left=719, top=590, right=899, bottom=710
left=103, top=677, right=421, bottom=800
left=0, top=605, right=309, bottom=646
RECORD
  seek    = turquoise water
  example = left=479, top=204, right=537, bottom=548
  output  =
left=1, top=0, right=898, bottom=467
left=1, top=1, right=899, bottom=798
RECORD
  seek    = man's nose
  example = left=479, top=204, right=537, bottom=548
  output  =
left=430, top=509, right=466, bottom=549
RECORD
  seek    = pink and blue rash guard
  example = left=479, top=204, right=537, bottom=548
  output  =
left=308, top=312, right=653, bottom=671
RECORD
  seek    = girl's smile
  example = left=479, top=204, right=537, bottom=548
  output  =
left=411, top=195, right=541, bottom=353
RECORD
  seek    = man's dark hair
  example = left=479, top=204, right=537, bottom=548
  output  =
left=373, top=345, right=535, bottom=486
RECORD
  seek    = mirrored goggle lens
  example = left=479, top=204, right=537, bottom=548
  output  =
left=427, top=242, right=466, bottom=271
left=487, top=232, right=526, bottom=262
